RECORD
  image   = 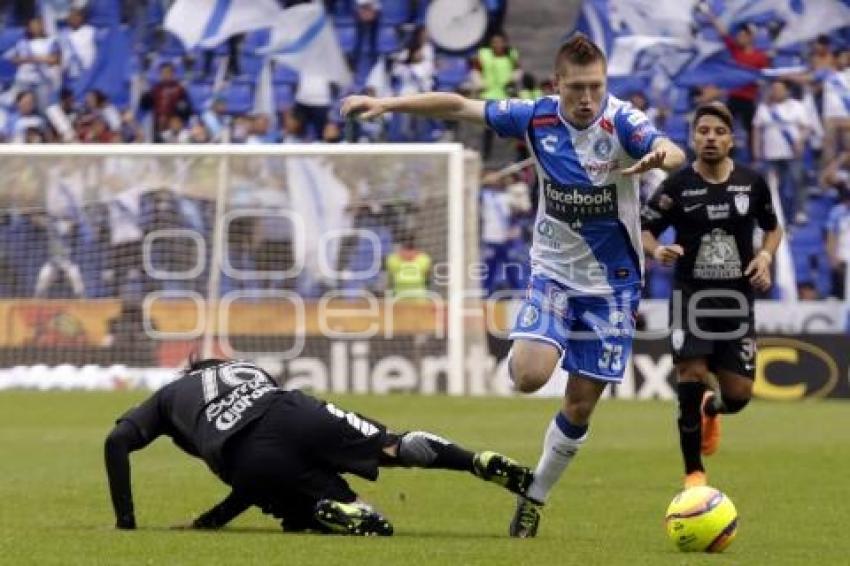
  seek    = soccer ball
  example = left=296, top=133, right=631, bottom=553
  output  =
left=665, top=486, right=738, bottom=552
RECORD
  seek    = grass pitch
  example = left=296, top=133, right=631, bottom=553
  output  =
left=0, top=392, right=847, bottom=565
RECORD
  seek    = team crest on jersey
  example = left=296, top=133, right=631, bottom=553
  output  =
left=734, top=193, right=750, bottom=215
left=593, top=137, right=613, bottom=159
left=520, top=305, right=539, bottom=327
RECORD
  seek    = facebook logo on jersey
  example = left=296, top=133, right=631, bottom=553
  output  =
left=543, top=180, right=618, bottom=223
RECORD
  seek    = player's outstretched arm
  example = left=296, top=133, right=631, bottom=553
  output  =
left=104, top=420, right=152, bottom=530
left=622, top=138, right=686, bottom=176
left=186, top=490, right=252, bottom=530
left=341, top=92, right=486, bottom=124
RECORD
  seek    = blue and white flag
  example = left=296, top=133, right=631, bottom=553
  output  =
left=73, top=26, right=132, bottom=106
left=259, top=3, right=352, bottom=88
left=165, top=0, right=284, bottom=50
left=574, top=0, right=850, bottom=95
left=773, top=0, right=850, bottom=47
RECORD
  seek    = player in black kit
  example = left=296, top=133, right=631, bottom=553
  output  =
left=105, top=358, right=533, bottom=535
left=640, top=102, right=783, bottom=488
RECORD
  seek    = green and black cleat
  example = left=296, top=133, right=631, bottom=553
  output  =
left=314, top=499, right=394, bottom=536
left=472, top=451, right=534, bottom=496
left=509, top=496, right=542, bottom=538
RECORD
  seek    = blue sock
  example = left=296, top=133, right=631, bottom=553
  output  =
left=555, top=411, right=588, bottom=440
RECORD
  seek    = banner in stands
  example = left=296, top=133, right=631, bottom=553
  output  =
left=1, top=333, right=848, bottom=400
left=0, top=298, right=847, bottom=399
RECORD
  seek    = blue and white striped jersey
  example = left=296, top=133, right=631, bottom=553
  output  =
left=485, top=94, right=664, bottom=294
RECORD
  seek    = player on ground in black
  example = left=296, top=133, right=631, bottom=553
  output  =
left=105, top=358, right=533, bottom=535
left=640, top=102, right=783, bottom=488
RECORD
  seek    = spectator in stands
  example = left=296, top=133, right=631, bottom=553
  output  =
left=702, top=7, right=770, bottom=152
left=105, top=187, right=144, bottom=297
left=3, top=16, right=61, bottom=110
left=119, top=110, right=145, bottom=143
left=32, top=212, right=85, bottom=299
left=201, top=34, right=242, bottom=81
left=322, top=121, right=343, bottom=143
left=518, top=73, right=541, bottom=101
left=386, top=231, right=431, bottom=299
left=753, top=79, right=810, bottom=224
left=472, top=31, right=521, bottom=160
left=823, top=152, right=850, bottom=299
left=4, top=90, right=50, bottom=143
left=294, top=72, right=334, bottom=141
left=79, top=89, right=121, bottom=132
left=282, top=108, right=306, bottom=143
left=485, top=0, right=508, bottom=40
left=245, top=113, right=279, bottom=144
left=201, top=96, right=230, bottom=142
left=186, top=118, right=212, bottom=144
left=389, top=36, right=435, bottom=141
left=81, top=114, right=119, bottom=143
left=797, top=282, right=820, bottom=301
left=59, top=8, right=96, bottom=89
left=101, top=301, right=157, bottom=366
left=142, top=61, right=192, bottom=142
left=159, top=114, right=189, bottom=143
left=817, top=42, right=850, bottom=165
left=479, top=170, right=531, bottom=296
left=230, top=114, right=252, bottom=143
left=809, top=35, right=836, bottom=74
left=351, top=0, right=380, bottom=71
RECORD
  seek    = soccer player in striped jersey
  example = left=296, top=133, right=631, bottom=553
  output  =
left=342, top=34, right=685, bottom=537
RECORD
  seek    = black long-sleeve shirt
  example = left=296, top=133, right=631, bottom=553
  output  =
left=103, top=361, right=283, bottom=528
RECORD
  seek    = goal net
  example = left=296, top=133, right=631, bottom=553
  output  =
left=0, top=145, right=485, bottom=394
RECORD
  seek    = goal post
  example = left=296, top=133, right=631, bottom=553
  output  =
left=0, top=144, right=483, bottom=394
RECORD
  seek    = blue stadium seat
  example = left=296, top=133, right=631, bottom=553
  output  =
left=273, top=63, right=299, bottom=85
left=237, top=55, right=264, bottom=79
left=806, top=194, right=838, bottom=225
left=381, top=0, right=412, bottom=25
left=274, top=83, right=294, bottom=109
left=222, top=83, right=254, bottom=114
left=188, top=83, right=213, bottom=110
left=665, top=114, right=689, bottom=146
left=334, top=24, right=358, bottom=54
left=332, top=0, right=357, bottom=25
left=0, top=26, right=23, bottom=51
left=414, top=0, right=430, bottom=24
left=86, top=0, right=122, bottom=27
left=436, top=55, right=469, bottom=89
left=160, top=31, right=186, bottom=57
left=789, top=223, right=831, bottom=295
left=377, top=26, right=400, bottom=54
left=243, top=29, right=271, bottom=53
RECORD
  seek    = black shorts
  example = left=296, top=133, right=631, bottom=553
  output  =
left=221, top=390, right=391, bottom=529
left=669, top=283, right=757, bottom=379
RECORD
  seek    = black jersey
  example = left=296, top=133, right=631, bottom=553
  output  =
left=118, top=361, right=283, bottom=476
left=641, top=163, right=778, bottom=296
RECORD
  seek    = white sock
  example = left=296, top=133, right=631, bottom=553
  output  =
left=525, top=417, right=587, bottom=504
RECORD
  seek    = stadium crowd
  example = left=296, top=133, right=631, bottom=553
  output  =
left=0, top=1, right=847, bottom=301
